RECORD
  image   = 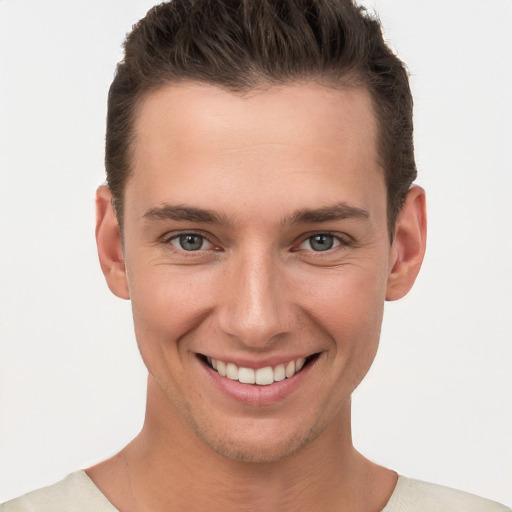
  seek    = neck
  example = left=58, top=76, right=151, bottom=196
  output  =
left=88, top=378, right=396, bottom=512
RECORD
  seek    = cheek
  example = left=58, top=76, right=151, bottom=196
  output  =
left=301, top=263, right=388, bottom=360
left=324, top=283, right=384, bottom=397
left=128, top=265, right=216, bottom=364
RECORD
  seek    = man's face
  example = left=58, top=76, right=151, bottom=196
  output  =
left=121, top=82, right=393, bottom=462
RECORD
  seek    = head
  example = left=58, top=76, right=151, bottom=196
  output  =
left=105, top=0, right=416, bottom=239
left=96, top=0, right=426, bottom=464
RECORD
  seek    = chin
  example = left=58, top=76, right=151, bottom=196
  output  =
left=206, top=432, right=309, bottom=464
left=188, top=414, right=321, bottom=464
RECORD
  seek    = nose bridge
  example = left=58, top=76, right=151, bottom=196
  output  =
left=218, top=244, right=291, bottom=346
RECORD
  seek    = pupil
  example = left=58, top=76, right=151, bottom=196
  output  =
left=310, top=234, right=333, bottom=251
left=180, top=234, right=203, bottom=251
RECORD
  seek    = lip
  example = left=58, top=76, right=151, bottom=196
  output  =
left=195, top=352, right=319, bottom=406
left=202, top=353, right=312, bottom=369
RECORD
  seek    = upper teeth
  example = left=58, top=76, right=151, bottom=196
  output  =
left=207, top=357, right=306, bottom=386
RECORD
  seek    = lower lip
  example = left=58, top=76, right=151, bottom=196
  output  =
left=197, top=357, right=315, bottom=406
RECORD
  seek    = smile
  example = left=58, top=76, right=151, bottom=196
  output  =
left=203, top=355, right=317, bottom=386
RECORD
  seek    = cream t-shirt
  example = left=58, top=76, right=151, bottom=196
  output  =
left=1, top=470, right=510, bottom=512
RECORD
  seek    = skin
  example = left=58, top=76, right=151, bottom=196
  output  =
left=91, top=81, right=426, bottom=512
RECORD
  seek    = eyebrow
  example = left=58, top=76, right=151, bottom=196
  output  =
left=287, top=202, right=370, bottom=225
left=143, top=204, right=231, bottom=224
left=142, top=202, right=369, bottom=226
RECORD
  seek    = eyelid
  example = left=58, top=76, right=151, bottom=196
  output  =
left=159, top=229, right=351, bottom=253
left=161, top=230, right=220, bottom=252
left=294, top=231, right=350, bottom=252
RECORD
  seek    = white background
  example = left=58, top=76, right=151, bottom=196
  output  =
left=1, top=0, right=511, bottom=506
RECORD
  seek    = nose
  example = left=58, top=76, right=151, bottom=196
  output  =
left=216, top=248, right=293, bottom=348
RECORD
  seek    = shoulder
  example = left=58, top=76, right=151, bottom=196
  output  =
left=0, top=471, right=118, bottom=512
left=382, top=476, right=511, bottom=512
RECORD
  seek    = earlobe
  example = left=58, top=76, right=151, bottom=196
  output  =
left=95, top=185, right=130, bottom=300
left=386, top=186, right=427, bottom=301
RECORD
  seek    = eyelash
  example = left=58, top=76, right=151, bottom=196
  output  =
left=162, top=231, right=219, bottom=253
left=160, top=230, right=350, bottom=255
left=294, top=232, right=350, bottom=254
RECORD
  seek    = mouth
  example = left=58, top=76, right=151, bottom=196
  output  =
left=198, top=353, right=320, bottom=386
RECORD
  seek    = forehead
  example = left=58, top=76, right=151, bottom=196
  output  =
left=127, top=81, right=384, bottom=223
left=133, top=81, right=378, bottom=163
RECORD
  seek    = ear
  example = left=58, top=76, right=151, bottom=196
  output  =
left=95, top=185, right=130, bottom=299
left=386, top=186, right=427, bottom=301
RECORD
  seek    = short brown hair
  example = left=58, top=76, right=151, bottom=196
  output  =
left=106, top=0, right=416, bottom=237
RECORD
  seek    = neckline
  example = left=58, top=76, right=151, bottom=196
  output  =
left=77, top=469, right=405, bottom=512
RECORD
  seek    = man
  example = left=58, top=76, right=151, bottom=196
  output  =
left=1, top=1, right=509, bottom=511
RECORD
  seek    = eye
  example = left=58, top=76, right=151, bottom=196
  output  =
left=169, top=233, right=214, bottom=251
left=298, top=234, right=341, bottom=252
